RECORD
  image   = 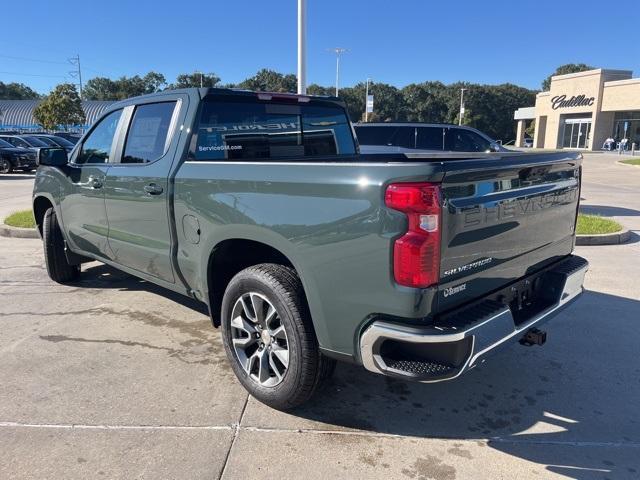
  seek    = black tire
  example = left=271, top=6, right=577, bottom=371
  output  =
left=221, top=263, right=336, bottom=410
left=43, top=207, right=80, bottom=283
left=0, top=158, right=12, bottom=174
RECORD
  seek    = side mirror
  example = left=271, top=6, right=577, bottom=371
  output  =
left=37, top=147, right=68, bottom=167
left=489, top=141, right=502, bottom=152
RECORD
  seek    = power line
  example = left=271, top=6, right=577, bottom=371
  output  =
left=0, top=54, right=69, bottom=65
left=0, top=70, right=67, bottom=78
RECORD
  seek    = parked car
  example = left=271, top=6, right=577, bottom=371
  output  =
left=52, top=132, right=82, bottom=144
left=523, top=137, right=534, bottom=148
left=0, top=134, right=48, bottom=151
left=28, top=134, right=75, bottom=152
left=354, top=122, right=508, bottom=154
left=0, top=138, right=37, bottom=173
left=32, top=88, right=588, bottom=410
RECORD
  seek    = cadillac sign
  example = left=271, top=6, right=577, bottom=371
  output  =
left=551, top=94, right=595, bottom=110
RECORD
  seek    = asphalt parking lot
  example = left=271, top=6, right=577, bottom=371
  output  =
left=1, top=154, right=639, bottom=479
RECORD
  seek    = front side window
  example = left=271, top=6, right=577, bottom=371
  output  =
left=76, top=109, right=122, bottom=164
left=122, top=102, right=177, bottom=164
left=445, top=128, right=491, bottom=152
left=355, top=126, right=415, bottom=148
left=193, top=99, right=356, bottom=161
left=5, top=137, right=29, bottom=148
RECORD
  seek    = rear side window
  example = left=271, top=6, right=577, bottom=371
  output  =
left=416, top=127, right=444, bottom=150
left=122, top=102, right=177, bottom=164
left=192, top=99, right=356, bottom=161
left=355, top=126, right=415, bottom=148
left=445, top=128, right=491, bottom=152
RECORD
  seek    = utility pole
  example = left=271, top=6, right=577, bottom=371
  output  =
left=195, top=71, right=204, bottom=88
left=297, top=0, right=307, bottom=94
left=365, top=78, right=371, bottom=122
left=458, top=88, right=467, bottom=126
left=68, top=54, right=83, bottom=99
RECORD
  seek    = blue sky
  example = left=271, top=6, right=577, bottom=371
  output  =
left=2, top=0, right=636, bottom=94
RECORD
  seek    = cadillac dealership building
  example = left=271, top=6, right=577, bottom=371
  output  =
left=514, top=68, right=640, bottom=150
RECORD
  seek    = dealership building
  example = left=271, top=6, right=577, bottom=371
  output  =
left=514, top=68, right=640, bottom=150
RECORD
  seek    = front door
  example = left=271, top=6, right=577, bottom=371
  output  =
left=59, top=109, right=124, bottom=258
left=104, top=99, right=183, bottom=283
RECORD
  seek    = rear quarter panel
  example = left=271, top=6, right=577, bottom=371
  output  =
left=173, top=161, right=444, bottom=358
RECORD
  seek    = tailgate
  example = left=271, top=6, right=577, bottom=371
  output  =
left=437, top=152, right=582, bottom=311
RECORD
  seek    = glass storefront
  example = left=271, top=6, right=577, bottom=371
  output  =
left=613, top=111, right=640, bottom=149
left=560, top=114, right=592, bottom=149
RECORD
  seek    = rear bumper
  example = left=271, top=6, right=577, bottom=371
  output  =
left=359, top=255, right=588, bottom=382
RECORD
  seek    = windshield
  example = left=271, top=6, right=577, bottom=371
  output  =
left=22, top=136, right=53, bottom=147
left=48, top=136, right=75, bottom=147
left=0, top=139, right=14, bottom=148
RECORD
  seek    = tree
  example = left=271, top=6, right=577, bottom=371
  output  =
left=0, top=81, right=40, bottom=99
left=236, top=69, right=297, bottom=93
left=83, top=72, right=167, bottom=100
left=541, top=63, right=594, bottom=91
left=33, top=83, right=85, bottom=130
left=168, top=72, right=221, bottom=89
left=402, top=82, right=448, bottom=123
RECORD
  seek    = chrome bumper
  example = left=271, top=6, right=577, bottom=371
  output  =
left=359, top=255, right=588, bottom=382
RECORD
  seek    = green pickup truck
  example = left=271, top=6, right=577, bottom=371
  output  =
left=32, top=88, right=588, bottom=410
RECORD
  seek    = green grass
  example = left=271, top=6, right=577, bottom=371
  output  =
left=4, top=210, right=36, bottom=229
left=576, top=214, right=622, bottom=235
left=620, top=158, right=640, bottom=166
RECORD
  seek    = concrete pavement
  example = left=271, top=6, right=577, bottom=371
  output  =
left=0, top=154, right=639, bottom=479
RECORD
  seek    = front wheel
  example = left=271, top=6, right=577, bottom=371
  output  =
left=0, top=158, right=12, bottom=174
left=221, top=264, right=335, bottom=410
left=42, top=207, right=80, bottom=283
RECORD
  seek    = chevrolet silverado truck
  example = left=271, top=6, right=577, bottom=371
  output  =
left=32, top=88, right=588, bottom=410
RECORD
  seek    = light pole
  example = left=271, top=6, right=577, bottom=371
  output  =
left=458, top=88, right=467, bottom=126
left=328, top=48, right=348, bottom=96
left=365, top=77, right=371, bottom=122
left=297, top=0, right=307, bottom=94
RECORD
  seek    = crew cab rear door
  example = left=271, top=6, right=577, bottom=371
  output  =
left=437, top=152, right=581, bottom=311
left=103, top=94, right=188, bottom=284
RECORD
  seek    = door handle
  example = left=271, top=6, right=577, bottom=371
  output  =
left=143, top=183, right=164, bottom=195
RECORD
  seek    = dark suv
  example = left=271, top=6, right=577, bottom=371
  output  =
left=354, top=122, right=507, bottom=154
left=0, top=138, right=37, bottom=173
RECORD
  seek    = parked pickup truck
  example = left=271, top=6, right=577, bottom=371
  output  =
left=32, top=88, right=588, bottom=410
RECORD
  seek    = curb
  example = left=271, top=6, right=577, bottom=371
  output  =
left=616, top=160, right=640, bottom=168
left=576, top=229, right=632, bottom=246
left=0, top=223, right=39, bottom=239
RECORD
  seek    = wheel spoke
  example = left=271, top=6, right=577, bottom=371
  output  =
left=257, top=349, right=271, bottom=384
left=271, top=344, right=289, bottom=368
left=231, top=315, right=257, bottom=335
left=271, top=325, right=286, bottom=340
left=250, top=293, right=266, bottom=325
left=269, top=351, right=284, bottom=381
left=240, top=295, right=256, bottom=322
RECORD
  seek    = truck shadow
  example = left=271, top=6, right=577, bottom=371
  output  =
left=77, top=262, right=209, bottom=316
left=290, top=290, right=640, bottom=479
left=580, top=205, right=640, bottom=217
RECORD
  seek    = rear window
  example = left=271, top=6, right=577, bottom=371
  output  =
left=355, top=126, right=415, bottom=148
left=193, top=99, right=356, bottom=161
left=25, top=136, right=57, bottom=146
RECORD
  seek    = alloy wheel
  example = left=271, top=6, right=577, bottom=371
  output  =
left=0, top=159, right=10, bottom=174
left=230, top=292, right=289, bottom=387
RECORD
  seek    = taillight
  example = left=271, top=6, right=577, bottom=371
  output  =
left=385, top=182, right=441, bottom=288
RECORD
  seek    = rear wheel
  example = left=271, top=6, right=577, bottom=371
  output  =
left=221, top=263, right=335, bottom=410
left=0, top=158, right=12, bottom=174
left=42, top=207, right=80, bottom=283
